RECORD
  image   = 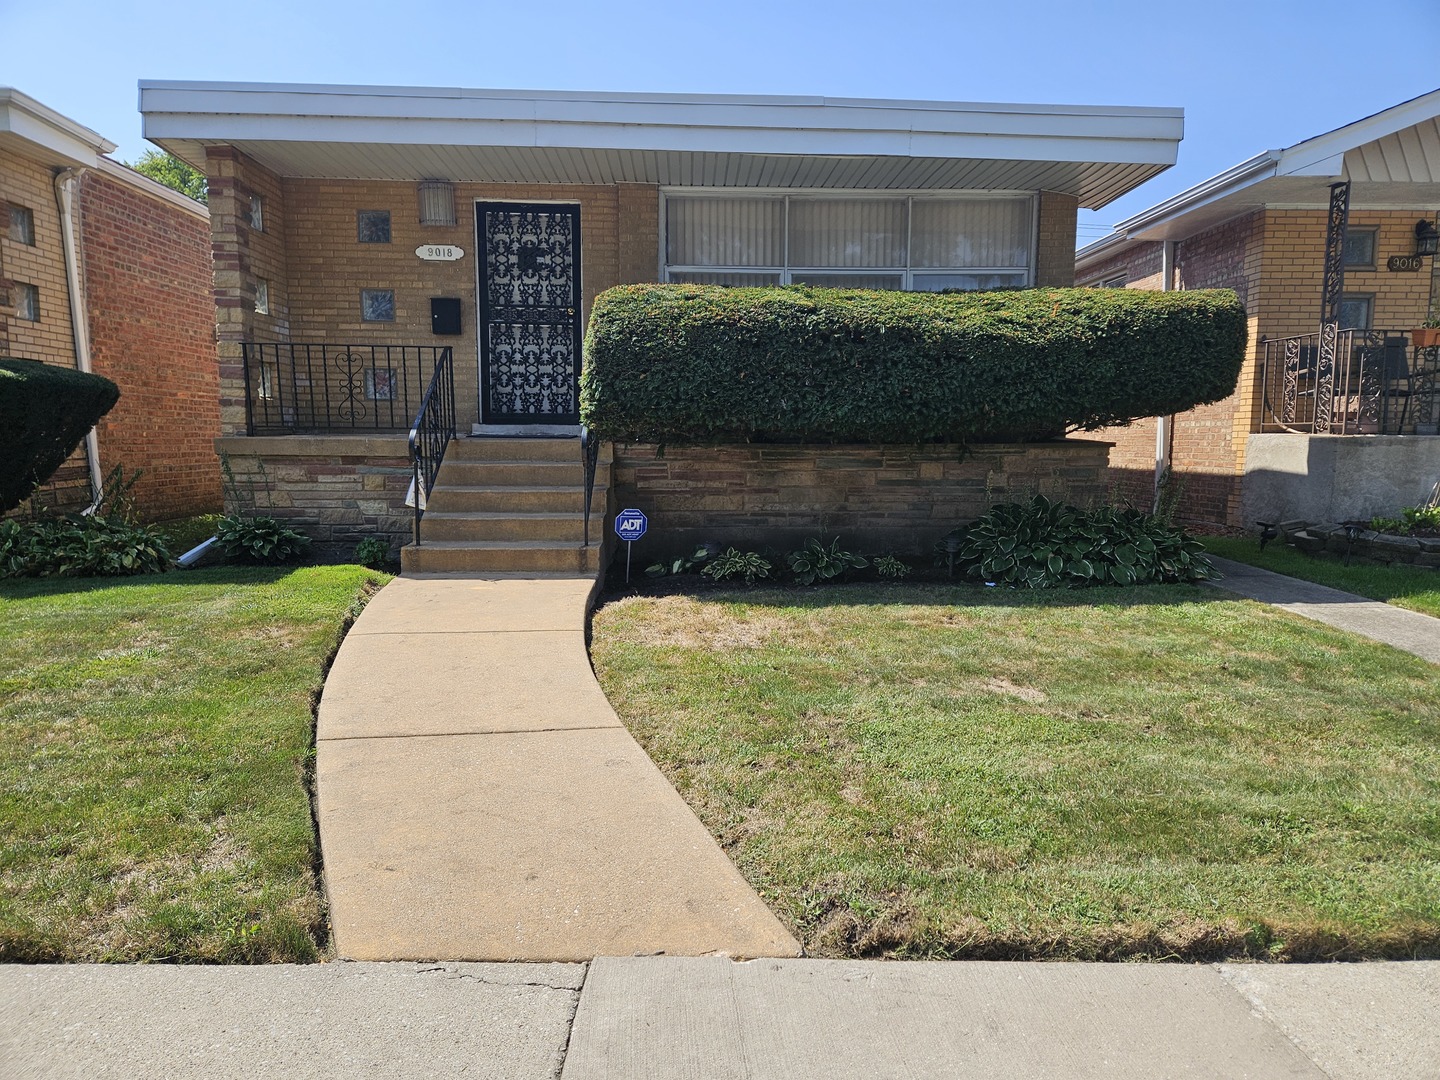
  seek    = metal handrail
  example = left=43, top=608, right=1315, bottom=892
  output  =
left=407, top=348, right=456, bottom=545
left=581, top=425, right=601, bottom=547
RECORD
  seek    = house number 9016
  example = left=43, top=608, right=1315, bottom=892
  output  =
left=1387, top=255, right=1424, bottom=272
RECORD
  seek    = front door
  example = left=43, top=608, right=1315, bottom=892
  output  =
left=476, top=202, right=582, bottom=425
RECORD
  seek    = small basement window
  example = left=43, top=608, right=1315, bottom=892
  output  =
left=7, top=204, right=35, bottom=245
left=357, top=210, right=392, bottom=243
left=16, top=283, right=39, bottom=321
left=1338, top=293, right=1373, bottom=330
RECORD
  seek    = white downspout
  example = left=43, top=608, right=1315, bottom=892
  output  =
left=53, top=167, right=104, bottom=512
left=1154, top=239, right=1176, bottom=512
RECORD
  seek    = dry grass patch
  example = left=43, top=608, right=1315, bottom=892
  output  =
left=591, top=583, right=1440, bottom=961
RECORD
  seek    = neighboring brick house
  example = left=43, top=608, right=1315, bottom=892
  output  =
left=139, top=81, right=1183, bottom=567
left=1, top=88, right=219, bottom=520
left=1076, top=90, right=1440, bottom=529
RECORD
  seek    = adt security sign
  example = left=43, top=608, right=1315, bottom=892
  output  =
left=615, top=508, right=647, bottom=582
left=615, top=508, right=648, bottom=542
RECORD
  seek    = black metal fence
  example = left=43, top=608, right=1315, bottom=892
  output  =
left=1258, top=327, right=1439, bottom=435
left=242, top=343, right=455, bottom=435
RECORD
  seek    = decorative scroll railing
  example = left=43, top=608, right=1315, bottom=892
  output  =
left=407, top=349, right=456, bottom=545
left=1257, top=327, right=1439, bottom=436
left=581, top=425, right=601, bottom=547
left=242, top=343, right=455, bottom=435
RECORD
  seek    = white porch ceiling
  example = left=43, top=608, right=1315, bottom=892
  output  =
left=139, top=82, right=1184, bottom=210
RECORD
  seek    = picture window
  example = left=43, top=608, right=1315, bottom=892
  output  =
left=361, top=289, right=395, bottom=322
left=7, top=205, right=35, bottom=245
left=249, top=195, right=265, bottom=231
left=1342, top=229, right=1376, bottom=268
left=358, top=210, right=392, bottom=243
left=16, top=283, right=38, bottom=322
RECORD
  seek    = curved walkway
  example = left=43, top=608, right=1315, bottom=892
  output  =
left=314, top=574, right=799, bottom=962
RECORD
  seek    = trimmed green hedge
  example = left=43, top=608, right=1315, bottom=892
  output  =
left=580, top=285, right=1247, bottom=444
left=0, top=358, right=120, bottom=512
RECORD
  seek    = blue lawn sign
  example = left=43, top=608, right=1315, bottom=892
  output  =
left=615, top=508, right=647, bottom=582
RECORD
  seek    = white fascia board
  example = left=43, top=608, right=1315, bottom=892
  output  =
left=1108, top=151, right=1281, bottom=241
left=0, top=87, right=117, bottom=167
left=1074, top=230, right=1137, bottom=272
left=1275, top=86, right=1440, bottom=176
left=139, top=81, right=1183, bottom=167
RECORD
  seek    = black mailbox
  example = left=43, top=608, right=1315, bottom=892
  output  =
left=431, top=297, right=462, bottom=336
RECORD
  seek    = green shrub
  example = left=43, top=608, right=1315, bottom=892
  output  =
left=0, top=515, right=172, bottom=578
left=0, top=358, right=121, bottom=513
left=580, top=285, right=1246, bottom=444
left=938, top=495, right=1215, bottom=589
left=215, top=515, right=311, bottom=565
left=1370, top=506, right=1440, bottom=536
left=787, top=537, right=868, bottom=585
left=873, top=553, right=911, bottom=579
left=353, top=536, right=391, bottom=569
left=645, top=545, right=714, bottom=578
left=702, top=548, right=773, bottom=584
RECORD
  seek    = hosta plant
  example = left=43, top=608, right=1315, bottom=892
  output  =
left=938, top=494, right=1215, bottom=589
left=873, top=553, right=911, bottom=579
left=701, top=548, right=773, bottom=585
left=215, top=515, right=311, bottom=565
left=0, top=515, right=172, bottom=578
left=787, top=537, right=868, bottom=586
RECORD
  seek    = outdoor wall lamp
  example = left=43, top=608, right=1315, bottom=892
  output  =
left=1416, top=219, right=1439, bottom=258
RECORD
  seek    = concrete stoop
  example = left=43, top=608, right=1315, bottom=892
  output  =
left=400, top=436, right=609, bottom=575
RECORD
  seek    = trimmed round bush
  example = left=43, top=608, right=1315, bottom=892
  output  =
left=0, top=358, right=120, bottom=512
left=580, top=285, right=1247, bottom=445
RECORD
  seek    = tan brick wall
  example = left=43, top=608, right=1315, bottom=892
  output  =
left=612, top=440, right=1111, bottom=557
left=1036, top=191, right=1078, bottom=287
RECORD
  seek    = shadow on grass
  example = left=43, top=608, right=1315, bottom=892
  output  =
left=0, top=566, right=321, bottom=602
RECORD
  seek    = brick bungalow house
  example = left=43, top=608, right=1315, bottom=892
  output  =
left=1, top=88, right=219, bottom=520
left=1075, top=89, right=1440, bottom=530
left=139, top=81, right=1184, bottom=568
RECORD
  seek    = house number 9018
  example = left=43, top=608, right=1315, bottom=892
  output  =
left=416, top=245, right=465, bottom=262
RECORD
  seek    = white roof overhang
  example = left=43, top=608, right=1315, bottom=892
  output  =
left=1077, top=88, right=1440, bottom=270
left=139, top=81, right=1183, bottom=210
left=0, top=87, right=117, bottom=168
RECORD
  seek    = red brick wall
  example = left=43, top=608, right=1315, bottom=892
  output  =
left=79, top=169, right=221, bottom=519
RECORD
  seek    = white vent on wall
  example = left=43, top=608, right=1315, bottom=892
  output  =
left=417, top=181, right=456, bottom=226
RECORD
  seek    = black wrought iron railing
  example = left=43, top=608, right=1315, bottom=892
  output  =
left=1258, top=326, right=1439, bottom=435
left=242, top=343, right=455, bottom=435
left=408, top=348, right=456, bottom=545
left=581, top=425, right=601, bottom=547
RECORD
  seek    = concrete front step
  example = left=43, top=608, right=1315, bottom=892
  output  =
left=448, top=436, right=584, bottom=463
left=401, top=540, right=604, bottom=575
left=435, top=460, right=587, bottom=487
left=426, top=484, right=607, bottom=515
left=420, top=511, right=588, bottom=543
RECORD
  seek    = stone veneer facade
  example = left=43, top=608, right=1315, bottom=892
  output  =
left=611, top=440, right=1110, bottom=558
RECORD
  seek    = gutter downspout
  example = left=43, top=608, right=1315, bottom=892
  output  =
left=1154, top=239, right=1176, bottom=513
left=53, top=167, right=104, bottom=512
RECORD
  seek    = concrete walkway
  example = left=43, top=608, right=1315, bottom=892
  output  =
left=314, top=574, right=798, bottom=962
left=5, top=957, right=1438, bottom=1079
left=1206, top=556, right=1440, bottom=664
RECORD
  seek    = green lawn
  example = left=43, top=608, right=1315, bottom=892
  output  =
left=1203, top=535, right=1440, bottom=619
left=0, top=565, right=385, bottom=963
left=591, top=584, right=1440, bottom=961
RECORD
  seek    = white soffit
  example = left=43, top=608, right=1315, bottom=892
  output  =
left=1088, top=88, right=1440, bottom=250
left=138, top=81, right=1184, bottom=209
left=0, top=87, right=117, bottom=168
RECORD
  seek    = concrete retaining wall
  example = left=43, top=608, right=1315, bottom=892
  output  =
left=1241, top=434, right=1440, bottom=525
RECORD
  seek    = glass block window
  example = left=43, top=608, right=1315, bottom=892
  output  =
left=664, top=193, right=1033, bottom=291
left=254, top=279, right=270, bottom=315
left=249, top=195, right=265, bottom=231
left=7, top=204, right=35, bottom=245
left=1338, top=293, right=1373, bottom=330
left=1342, top=229, right=1376, bottom=267
left=365, top=368, right=396, bottom=401
left=357, top=210, right=391, bottom=243
left=16, top=283, right=38, bottom=321
left=361, top=289, right=395, bottom=322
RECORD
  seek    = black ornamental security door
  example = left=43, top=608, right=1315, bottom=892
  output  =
left=478, top=203, right=582, bottom=424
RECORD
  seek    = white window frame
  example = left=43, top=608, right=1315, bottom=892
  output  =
left=659, top=188, right=1038, bottom=291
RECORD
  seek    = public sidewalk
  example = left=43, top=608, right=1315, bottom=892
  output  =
left=4, top=956, right=1437, bottom=1079
left=313, top=574, right=798, bottom=962
left=1207, top=556, right=1440, bottom=664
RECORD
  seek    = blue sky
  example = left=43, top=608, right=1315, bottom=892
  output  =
left=5, top=0, right=1437, bottom=245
